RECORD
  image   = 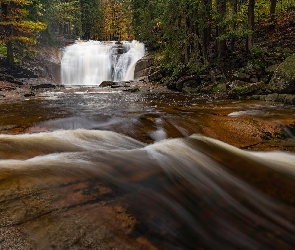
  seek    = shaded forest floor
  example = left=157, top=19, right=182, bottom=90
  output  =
left=221, top=7, right=295, bottom=77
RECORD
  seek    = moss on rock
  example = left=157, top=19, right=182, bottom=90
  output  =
left=268, top=54, right=295, bottom=93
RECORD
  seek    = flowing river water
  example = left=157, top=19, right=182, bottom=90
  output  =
left=0, top=40, right=295, bottom=250
left=0, top=86, right=295, bottom=249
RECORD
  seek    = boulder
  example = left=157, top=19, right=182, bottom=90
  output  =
left=267, top=54, right=295, bottom=93
left=30, top=83, right=56, bottom=90
left=265, top=64, right=280, bottom=74
left=31, top=48, right=62, bottom=83
left=213, top=83, right=227, bottom=92
left=134, top=67, right=155, bottom=79
left=229, top=82, right=264, bottom=98
left=233, top=72, right=251, bottom=82
left=229, top=80, right=248, bottom=89
left=134, top=55, right=155, bottom=79
left=148, top=70, right=163, bottom=82
left=24, top=92, right=35, bottom=97
left=100, top=81, right=115, bottom=87
left=176, top=75, right=201, bottom=92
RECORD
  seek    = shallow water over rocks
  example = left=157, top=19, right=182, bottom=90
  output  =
left=0, top=86, right=295, bottom=249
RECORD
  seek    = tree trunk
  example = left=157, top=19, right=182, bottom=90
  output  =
left=6, top=41, right=14, bottom=66
left=247, top=0, right=255, bottom=52
left=1, top=3, right=14, bottom=65
left=202, top=0, right=212, bottom=62
left=230, top=0, right=239, bottom=51
left=216, top=0, right=227, bottom=57
left=270, top=0, right=277, bottom=22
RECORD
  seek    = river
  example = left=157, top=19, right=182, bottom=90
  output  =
left=0, top=86, right=295, bottom=249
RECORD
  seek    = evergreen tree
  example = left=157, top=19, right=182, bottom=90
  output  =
left=0, top=0, right=46, bottom=65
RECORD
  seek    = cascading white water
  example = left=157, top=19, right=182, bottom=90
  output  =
left=61, top=40, right=145, bottom=85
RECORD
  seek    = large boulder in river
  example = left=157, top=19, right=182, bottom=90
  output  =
left=134, top=55, right=156, bottom=79
left=267, top=54, right=295, bottom=94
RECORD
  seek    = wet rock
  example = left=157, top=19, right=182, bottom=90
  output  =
left=247, top=94, right=295, bottom=105
left=267, top=54, right=295, bottom=93
left=0, top=74, right=23, bottom=85
left=24, top=92, right=35, bottom=97
left=30, top=83, right=56, bottom=90
left=136, top=76, right=149, bottom=83
left=264, top=93, right=279, bottom=102
left=111, top=85, right=121, bottom=88
left=123, top=87, right=140, bottom=92
left=233, top=72, right=251, bottom=81
left=276, top=94, right=289, bottom=103
left=229, top=82, right=264, bottom=98
left=100, top=81, right=115, bottom=87
left=284, top=95, right=295, bottom=105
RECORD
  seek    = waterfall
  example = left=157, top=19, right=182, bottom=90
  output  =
left=61, top=40, right=145, bottom=86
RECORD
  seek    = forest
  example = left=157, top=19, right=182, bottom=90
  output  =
left=0, top=0, right=295, bottom=76
left=1, top=2, right=295, bottom=249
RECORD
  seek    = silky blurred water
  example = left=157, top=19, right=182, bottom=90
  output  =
left=0, top=88, right=295, bottom=249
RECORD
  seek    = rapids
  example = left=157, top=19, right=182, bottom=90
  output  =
left=0, top=129, right=295, bottom=249
left=0, top=89, right=295, bottom=249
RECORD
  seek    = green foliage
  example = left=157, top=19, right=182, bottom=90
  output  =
left=0, top=43, right=6, bottom=55
left=102, top=0, right=133, bottom=41
left=0, top=0, right=47, bottom=64
left=45, top=0, right=82, bottom=37
left=132, top=0, right=165, bottom=49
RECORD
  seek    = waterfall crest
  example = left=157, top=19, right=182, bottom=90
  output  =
left=61, top=40, right=145, bottom=85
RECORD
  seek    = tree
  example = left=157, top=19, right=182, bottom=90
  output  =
left=100, top=0, right=133, bottom=41
left=247, top=0, right=255, bottom=51
left=161, top=0, right=203, bottom=74
left=270, top=0, right=277, bottom=22
left=0, top=0, right=46, bottom=65
left=46, top=0, right=81, bottom=37
left=201, top=0, right=212, bottom=62
left=132, top=0, right=164, bottom=49
left=80, top=0, right=103, bottom=40
left=216, top=0, right=227, bottom=56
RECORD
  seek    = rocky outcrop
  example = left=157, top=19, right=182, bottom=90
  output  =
left=33, top=48, right=62, bottom=83
left=134, top=55, right=163, bottom=82
left=134, top=55, right=155, bottom=79
left=267, top=54, right=295, bottom=93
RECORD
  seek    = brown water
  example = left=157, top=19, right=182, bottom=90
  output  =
left=0, top=87, right=295, bottom=249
